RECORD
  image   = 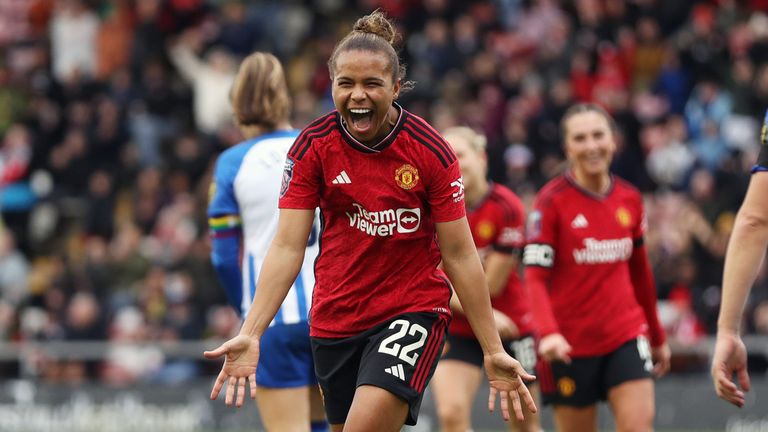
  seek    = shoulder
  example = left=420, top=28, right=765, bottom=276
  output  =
left=612, top=176, right=643, bottom=203
left=534, top=175, right=570, bottom=208
left=215, top=141, right=253, bottom=176
left=488, top=184, right=525, bottom=217
left=288, top=111, right=339, bottom=161
left=401, top=111, right=456, bottom=169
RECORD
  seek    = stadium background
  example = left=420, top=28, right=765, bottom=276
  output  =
left=0, top=0, right=767, bottom=430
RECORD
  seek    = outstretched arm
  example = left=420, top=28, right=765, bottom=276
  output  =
left=436, top=217, right=537, bottom=421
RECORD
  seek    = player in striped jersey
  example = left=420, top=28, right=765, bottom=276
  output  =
left=207, top=52, right=326, bottom=432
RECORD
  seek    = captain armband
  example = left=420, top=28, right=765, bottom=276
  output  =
left=522, top=243, right=555, bottom=268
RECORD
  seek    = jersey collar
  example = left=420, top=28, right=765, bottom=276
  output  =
left=337, top=103, right=405, bottom=154
left=564, top=171, right=615, bottom=200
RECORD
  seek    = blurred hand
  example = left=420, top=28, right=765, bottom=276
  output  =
left=538, top=333, right=572, bottom=364
left=651, top=342, right=671, bottom=378
left=711, top=332, right=750, bottom=407
left=203, top=334, right=261, bottom=407
left=483, top=352, right=538, bottom=422
left=492, top=309, right=520, bottom=340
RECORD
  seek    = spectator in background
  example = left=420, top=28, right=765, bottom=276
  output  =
left=49, top=0, right=99, bottom=83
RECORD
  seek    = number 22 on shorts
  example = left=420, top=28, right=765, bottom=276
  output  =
left=378, top=319, right=429, bottom=366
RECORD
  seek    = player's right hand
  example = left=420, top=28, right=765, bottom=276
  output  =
left=204, top=334, right=261, bottom=407
left=538, top=333, right=572, bottom=364
left=711, top=331, right=750, bottom=407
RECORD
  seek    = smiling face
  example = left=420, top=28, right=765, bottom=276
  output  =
left=563, top=110, right=616, bottom=179
left=445, top=131, right=486, bottom=192
left=331, top=49, right=401, bottom=145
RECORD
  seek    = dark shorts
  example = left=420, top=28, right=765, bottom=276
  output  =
left=541, top=336, right=653, bottom=407
left=257, top=322, right=317, bottom=388
left=442, top=333, right=538, bottom=375
left=311, top=312, right=448, bottom=426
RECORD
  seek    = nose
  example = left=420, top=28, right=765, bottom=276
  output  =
left=351, top=84, right=366, bottom=101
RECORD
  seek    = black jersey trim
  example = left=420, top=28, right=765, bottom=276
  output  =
left=403, top=124, right=450, bottom=168
left=564, top=171, right=615, bottom=200
left=405, top=116, right=455, bottom=164
left=633, top=237, right=644, bottom=248
left=289, top=113, right=337, bottom=160
left=337, top=103, right=405, bottom=154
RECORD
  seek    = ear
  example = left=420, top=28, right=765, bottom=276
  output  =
left=393, top=78, right=402, bottom=100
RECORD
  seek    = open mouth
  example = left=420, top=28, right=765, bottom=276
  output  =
left=349, top=108, right=374, bottom=134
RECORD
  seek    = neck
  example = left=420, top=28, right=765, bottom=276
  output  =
left=239, top=121, right=292, bottom=140
left=572, top=169, right=611, bottom=195
left=465, top=180, right=489, bottom=208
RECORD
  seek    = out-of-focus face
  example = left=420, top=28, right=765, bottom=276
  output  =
left=332, top=49, right=400, bottom=144
left=563, top=110, right=616, bottom=178
left=445, top=132, right=486, bottom=191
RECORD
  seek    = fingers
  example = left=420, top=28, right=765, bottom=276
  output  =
left=236, top=377, right=246, bottom=407
left=226, top=376, right=237, bottom=406
left=203, top=344, right=229, bottom=359
left=210, top=369, right=227, bottom=400
left=653, top=358, right=670, bottom=378
left=509, top=390, right=524, bottom=422
left=738, top=368, right=751, bottom=392
left=714, top=367, right=745, bottom=407
left=250, top=373, right=257, bottom=399
left=488, top=386, right=498, bottom=413
left=499, top=390, right=511, bottom=421
left=519, top=379, right=538, bottom=413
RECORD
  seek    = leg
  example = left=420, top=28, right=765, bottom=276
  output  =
left=310, top=385, right=328, bottom=429
left=553, top=404, right=598, bottom=432
left=607, top=378, right=654, bottom=432
left=342, top=385, right=409, bottom=432
left=256, top=386, right=310, bottom=432
left=507, top=383, right=541, bottom=432
left=431, top=359, right=484, bottom=432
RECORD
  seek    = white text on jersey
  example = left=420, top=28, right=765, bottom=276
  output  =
left=573, top=237, right=632, bottom=264
left=345, top=203, right=421, bottom=237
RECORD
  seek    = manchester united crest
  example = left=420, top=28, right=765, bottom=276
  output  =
left=615, top=207, right=632, bottom=228
left=477, top=220, right=495, bottom=241
left=395, top=164, right=419, bottom=190
left=558, top=377, right=576, bottom=397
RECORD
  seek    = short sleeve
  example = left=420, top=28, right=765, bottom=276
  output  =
left=633, top=193, right=646, bottom=244
left=208, top=151, right=240, bottom=217
left=493, top=198, right=526, bottom=253
left=523, top=195, right=558, bottom=268
left=278, top=145, right=322, bottom=210
left=427, top=159, right=466, bottom=223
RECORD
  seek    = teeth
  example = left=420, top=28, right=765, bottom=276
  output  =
left=350, top=108, right=371, bottom=114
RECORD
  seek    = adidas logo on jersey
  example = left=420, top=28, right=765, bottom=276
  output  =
left=332, top=170, right=351, bottom=184
left=571, top=213, right=589, bottom=229
left=384, top=364, right=405, bottom=381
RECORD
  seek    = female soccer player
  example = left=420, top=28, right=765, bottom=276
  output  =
left=204, top=10, right=537, bottom=432
left=207, top=52, right=327, bottom=431
left=431, top=127, right=541, bottom=432
left=523, top=103, right=670, bottom=432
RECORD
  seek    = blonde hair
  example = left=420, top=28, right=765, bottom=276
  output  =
left=442, top=126, right=487, bottom=153
left=230, top=52, right=290, bottom=131
left=328, top=10, right=413, bottom=91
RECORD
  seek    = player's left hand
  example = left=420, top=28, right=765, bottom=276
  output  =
left=651, top=342, right=671, bottom=378
left=483, top=352, right=537, bottom=422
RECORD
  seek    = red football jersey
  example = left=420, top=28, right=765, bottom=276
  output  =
left=523, top=173, right=660, bottom=357
left=279, top=106, right=465, bottom=338
left=449, top=183, right=535, bottom=338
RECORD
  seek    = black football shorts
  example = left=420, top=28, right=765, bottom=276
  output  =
left=311, top=312, right=448, bottom=426
left=442, top=333, right=538, bottom=376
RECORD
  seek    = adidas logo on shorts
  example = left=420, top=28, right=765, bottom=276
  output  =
left=384, top=364, right=405, bottom=380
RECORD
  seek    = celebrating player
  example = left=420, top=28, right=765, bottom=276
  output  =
left=204, top=10, right=537, bottom=432
left=431, top=126, right=541, bottom=432
left=207, top=52, right=327, bottom=432
left=523, top=103, right=670, bottom=431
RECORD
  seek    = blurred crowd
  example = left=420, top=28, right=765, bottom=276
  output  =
left=1, top=0, right=768, bottom=384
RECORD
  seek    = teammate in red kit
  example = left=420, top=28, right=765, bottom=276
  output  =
left=203, top=11, right=536, bottom=432
left=431, top=127, right=541, bottom=432
left=523, top=103, right=670, bottom=432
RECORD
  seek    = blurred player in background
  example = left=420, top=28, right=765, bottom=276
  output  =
left=711, top=110, right=768, bottom=407
left=432, top=126, right=541, bottom=432
left=207, top=52, right=327, bottom=432
left=524, top=103, right=670, bottom=432
left=204, top=10, right=537, bottom=432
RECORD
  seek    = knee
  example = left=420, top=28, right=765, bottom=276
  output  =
left=614, top=413, right=654, bottom=432
left=436, top=400, right=470, bottom=431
